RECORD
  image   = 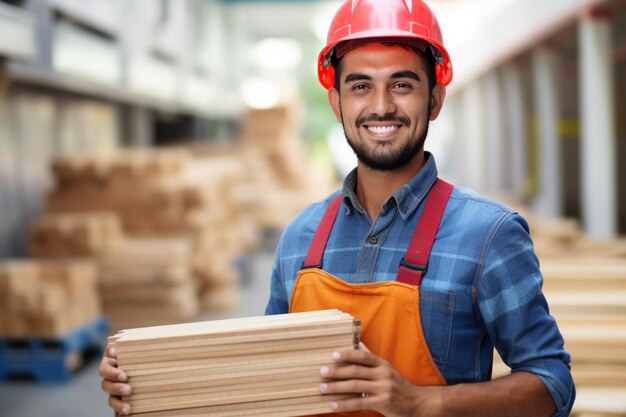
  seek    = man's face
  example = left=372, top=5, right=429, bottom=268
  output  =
left=328, top=43, right=445, bottom=172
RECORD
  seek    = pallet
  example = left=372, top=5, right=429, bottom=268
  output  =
left=0, top=316, right=109, bottom=383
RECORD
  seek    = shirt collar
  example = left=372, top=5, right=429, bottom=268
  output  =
left=341, top=152, right=439, bottom=220
left=341, top=169, right=361, bottom=216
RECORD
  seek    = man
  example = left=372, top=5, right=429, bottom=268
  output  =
left=100, top=1, right=575, bottom=416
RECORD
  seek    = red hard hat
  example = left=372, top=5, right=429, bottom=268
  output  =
left=318, top=0, right=453, bottom=89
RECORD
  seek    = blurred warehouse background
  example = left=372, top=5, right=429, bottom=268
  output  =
left=0, top=0, right=625, bottom=416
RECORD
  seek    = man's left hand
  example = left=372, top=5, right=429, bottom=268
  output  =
left=319, top=342, right=439, bottom=417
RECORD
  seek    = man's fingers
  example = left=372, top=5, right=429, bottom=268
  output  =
left=320, top=378, right=373, bottom=397
left=99, top=357, right=127, bottom=382
left=321, top=363, right=376, bottom=381
left=102, top=379, right=132, bottom=397
left=100, top=346, right=133, bottom=416
left=332, top=348, right=381, bottom=367
left=321, top=346, right=385, bottom=381
left=106, top=346, right=118, bottom=359
left=108, top=395, right=131, bottom=416
left=328, top=395, right=370, bottom=413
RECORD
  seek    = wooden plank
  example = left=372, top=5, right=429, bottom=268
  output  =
left=115, top=320, right=355, bottom=351
left=124, top=344, right=349, bottom=376
left=116, top=325, right=355, bottom=360
left=114, top=309, right=352, bottom=343
left=493, top=357, right=626, bottom=387
left=128, top=374, right=323, bottom=401
left=573, top=388, right=626, bottom=415
left=129, top=367, right=325, bottom=395
left=111, top=310, right=360, bottom=415
left=119, top=334, right=355, bottom=369
left=134, top=394, right=351, bottom=417
left=128, top=382, right=324, bottom=413
left=547, top=292, right=626, bottom=318
left=128, top=350, right=346, bottom=384
left=109, top=310, right=344, bottom=343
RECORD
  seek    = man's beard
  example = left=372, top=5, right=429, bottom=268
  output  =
left=343, top=112, right=430, bottom=172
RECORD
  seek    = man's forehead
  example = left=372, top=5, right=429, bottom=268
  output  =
left=340, top=43, right=424, bottom=69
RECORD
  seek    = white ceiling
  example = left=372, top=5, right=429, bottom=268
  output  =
left=222, top=0, right=493, bottom=43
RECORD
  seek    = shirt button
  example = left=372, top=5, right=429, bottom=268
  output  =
left=369, top=236, right=378, bottom=244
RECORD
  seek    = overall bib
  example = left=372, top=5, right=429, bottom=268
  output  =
left=289, top=179, right=453, bottom=417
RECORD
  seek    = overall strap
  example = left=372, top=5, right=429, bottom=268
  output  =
left=396, top=178, right=454, bottom=286
left=301, top=193, right=343, bottom=269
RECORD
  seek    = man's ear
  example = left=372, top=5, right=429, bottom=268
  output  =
left=429, top=83, right=446, bottom=121
left=328, top=87, right=342, bottom=123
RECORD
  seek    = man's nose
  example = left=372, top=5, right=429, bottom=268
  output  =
left=369, top=89, right=397, bottom=116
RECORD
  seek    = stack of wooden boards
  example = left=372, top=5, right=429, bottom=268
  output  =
left=98, top=237, right=198, bottom=330
left=30, top=212, right=122, bottom=258
left=232, top=103, right=336, bottom=229
left=38, top=142, right=333, bottom=324
left=35, top=149, right=249, bottom=327
left=240, top=105, right=309, bottom=191
left=0, top=259, right=100, bottom=337
left=30, top=211, right=198, bottom=331
left=45, top=148, right=249, bottom=242
left=110, top=310, right=361, bottom=417
left=490, top=215, right=626, bottom=417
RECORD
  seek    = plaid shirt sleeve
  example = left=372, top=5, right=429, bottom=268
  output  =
left=477, top=212, right=575, bottom=416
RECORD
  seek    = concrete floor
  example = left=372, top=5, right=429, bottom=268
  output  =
left=0, top=252, right=274, bottom=417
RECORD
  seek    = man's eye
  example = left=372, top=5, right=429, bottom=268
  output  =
left=352, top=84, right=368, bottom=91
left=394, top=82, right=412, bottom=89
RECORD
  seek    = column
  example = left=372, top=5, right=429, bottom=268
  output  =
left=502, top=63, right=528, bottom=199
left=459, top=81, right=487, bottom=192
left=579, top=13, right=617, bottom=239
left=126, top=106, right=153, bottom=147
left=531, top=46, right=562, bottom=218
left=483, top=71, right=508, bottom=193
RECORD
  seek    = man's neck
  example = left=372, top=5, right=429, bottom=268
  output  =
left=355, top=153, right=425, bottom=222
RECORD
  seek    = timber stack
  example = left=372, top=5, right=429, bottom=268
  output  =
left=41, top=148, right=255, bottom=316
left=109, top=309, right=360, bottom=417
left=233, top=103, right=334, bottom=230
left=29, top=211, right=198, bottom=331
left=0, top=259, right=100, bottom=337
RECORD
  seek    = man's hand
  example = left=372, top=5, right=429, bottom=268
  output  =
left=318, top=342, right=440, bottom=417
left=99, top=345, right=133, bottom=416
left=318, top=342, right=556, bottom=417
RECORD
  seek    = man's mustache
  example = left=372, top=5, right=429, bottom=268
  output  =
left=355, top=114, right=411, bottom=128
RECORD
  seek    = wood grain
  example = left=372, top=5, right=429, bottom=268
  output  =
left=110, top=309, right=361, bottom=415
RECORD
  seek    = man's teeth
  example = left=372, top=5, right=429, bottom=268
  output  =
left=367, top=125, right=398, bottom=134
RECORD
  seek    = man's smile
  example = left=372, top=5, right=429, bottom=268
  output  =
left=365, top=124, right=401, bottom=134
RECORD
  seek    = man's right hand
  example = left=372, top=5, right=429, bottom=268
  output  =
left=99, top=345, right=132, bottom=416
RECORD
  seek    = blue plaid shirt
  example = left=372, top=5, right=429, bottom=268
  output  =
left=265, top=153, right=574, bottom=416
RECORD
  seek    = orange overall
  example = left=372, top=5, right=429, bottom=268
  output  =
left=289, top=179, right=453, bottom=417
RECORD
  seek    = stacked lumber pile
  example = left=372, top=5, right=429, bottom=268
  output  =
left=36, top=127, right=335, bottom=322
left=235, top=104, right=334, bottom=229
left=29, top=212, right=199, bottom=331
left=0, top=259, right=100, bottom=337
left=41, top=148, right=261, bottom=315
left=30, top=212, right=122, bottom=257
left=240, top=105, right=308, bottom=190
left=46, top=148, right=215, bottom=237
left=98, top=238, right=198, bottom=330
left=539, top=256, right=626, bottom=389
left=109, top=310, right=360, bottom=416
left=168, top=150, right=258, bottom=312
left=490, top=217, right=626, bottom=416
